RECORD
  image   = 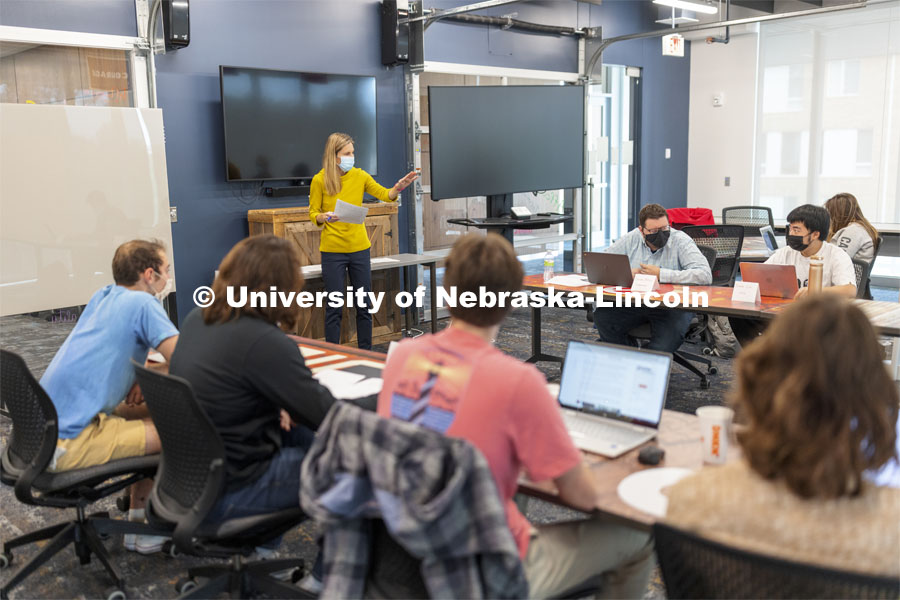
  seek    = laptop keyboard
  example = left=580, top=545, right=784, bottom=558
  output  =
left=562, top=413, right=649, bottom=446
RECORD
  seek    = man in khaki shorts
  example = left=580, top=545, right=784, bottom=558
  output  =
left=40, top=240, right=178, bottom=553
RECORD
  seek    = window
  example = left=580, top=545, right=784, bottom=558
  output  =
left=761, top=131, right=808, bottom=176
left=754, top=5, right=899, bottom=223
left=0, top=42, right=134, bottom=106
left=821, top=129, right=872, bottom=177
left=762, top=64, right=804, bottom=113
left=825, top=59, right=860, bottom=97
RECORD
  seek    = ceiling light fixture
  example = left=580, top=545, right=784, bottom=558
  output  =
left=652, top=0, right=718, bottom=15
left=655, top=15, right=700, bottom=24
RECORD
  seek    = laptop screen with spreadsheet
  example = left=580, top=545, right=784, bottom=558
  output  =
left=558, top=341, right=671, bottom=428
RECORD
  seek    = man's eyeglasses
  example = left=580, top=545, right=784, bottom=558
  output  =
left=643, top=226, right=670, bottom=235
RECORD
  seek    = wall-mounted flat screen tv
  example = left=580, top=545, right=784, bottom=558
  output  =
left=427, top=85, right=584, bottom=200
left=220, top=66, right=377, bottom=182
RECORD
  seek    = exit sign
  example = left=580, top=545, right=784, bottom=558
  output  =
left=662, top=33, right=685, bottom=57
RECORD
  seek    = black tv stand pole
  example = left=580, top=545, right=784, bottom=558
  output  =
left=486, top=194, right=514, bottom=244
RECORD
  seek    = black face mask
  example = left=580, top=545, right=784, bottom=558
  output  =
left=786, top=234, right=810, bottom=252
left=644, top=229, right=670, bottom=249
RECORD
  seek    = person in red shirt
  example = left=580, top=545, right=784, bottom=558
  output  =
left=377, top=233, right=653, bottom=599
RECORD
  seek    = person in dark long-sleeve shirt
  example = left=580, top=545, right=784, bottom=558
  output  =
left=169, top=235, right=336, bottom=522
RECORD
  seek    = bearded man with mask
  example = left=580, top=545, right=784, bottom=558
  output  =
left=730, top=204, right=856, bottom=348
left=39, top=239, right=178, bottom=553
left=592, top=204, right=712, bottom=353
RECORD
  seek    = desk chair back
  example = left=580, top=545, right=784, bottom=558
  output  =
left=681, top=225, right=745, bottom=286
left=132, top=362, right=226, bottom=552
left=852, top=258, right=872, bottom=300
left=0, top=350, right=57, bottom=486
left=697, top=245, right=717, bottom=271
left=863, top=235, right=884, bottom=300
left=653, top=522, right=900, bottom=599
left=722, top=205, right=774, bottom=236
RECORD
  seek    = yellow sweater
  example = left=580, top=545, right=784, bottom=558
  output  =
left=309, top=168, right=394, bottom=254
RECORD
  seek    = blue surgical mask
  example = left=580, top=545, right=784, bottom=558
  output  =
left=339, top=156, right=355, bottom=172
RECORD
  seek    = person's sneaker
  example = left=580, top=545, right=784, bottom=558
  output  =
left=124, top=534, right=169, bottom=554
left=296, top=573, right=323, bottom=595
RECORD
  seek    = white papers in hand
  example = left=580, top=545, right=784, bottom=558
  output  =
left=334, top=199, right=368, bottom=225
left=545, top=274, right=590, bottom=287
left=314, top=369, right=383, bottom=400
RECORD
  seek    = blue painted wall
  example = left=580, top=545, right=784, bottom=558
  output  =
left=2, top=0, right=691, bottom=321
left=151, top=0, right=408, bottom=322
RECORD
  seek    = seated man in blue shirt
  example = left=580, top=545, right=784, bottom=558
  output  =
left=593, top=204, right=712, bottom=353
left=40, top=239, right=179, bottom=553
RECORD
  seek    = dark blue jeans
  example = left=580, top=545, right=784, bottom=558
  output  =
left=205, top=426, right=315, bottom=527
left=321, top=248, right=373, bottom=350
left=593, top=306, right=695, bottom=354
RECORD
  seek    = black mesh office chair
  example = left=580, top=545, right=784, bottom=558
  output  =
left=863, top=235, right=883, bottom=300
left=132, top=362, right=310, bottom=599
left=628, top=245, right=719, bottom=389
left=852, top=258, right=873, bottom=300
left=681, top=225, right=745, bottom=286
left=0, top=350, right=160, bottom=600
left=722, top=205, right=775, bottom=237
left=653, top=522, right=900, bottom=599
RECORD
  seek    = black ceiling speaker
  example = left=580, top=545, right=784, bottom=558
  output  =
left=381, top=0, right=410, bottom=66
left=161, top=0, right=190, bottom=51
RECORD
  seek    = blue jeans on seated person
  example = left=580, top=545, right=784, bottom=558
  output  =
left=593, top=306, right=695, bottom=354
left=204, top=425, right=315, bottom=529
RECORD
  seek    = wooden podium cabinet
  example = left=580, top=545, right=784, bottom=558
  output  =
left=247, top=204, right=402, bottom=346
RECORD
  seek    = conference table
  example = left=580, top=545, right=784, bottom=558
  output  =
left=522, top=274, right=900, bottom=377
left=288, top=334, right=707, bottom=529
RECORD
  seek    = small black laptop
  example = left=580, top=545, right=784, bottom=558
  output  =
left=583, top=252, right=634, bottom=287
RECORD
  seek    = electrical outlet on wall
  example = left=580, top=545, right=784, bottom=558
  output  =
left=169, top=207, right=178, bottom=222
left=724, top=177, right=731, bottom=187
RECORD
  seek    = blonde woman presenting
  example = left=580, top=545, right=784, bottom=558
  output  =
left=309, top=132, right=417, bottom=349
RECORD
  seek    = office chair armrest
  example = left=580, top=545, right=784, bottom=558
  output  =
left=171, top=458, right=227, bottom=554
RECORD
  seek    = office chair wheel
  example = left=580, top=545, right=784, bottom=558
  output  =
left=0, top=551, right=12, bottom=568
left=162, top=540, right=181, bottom=558
left=116, top=494, right=131, bottom=513
left=105, top=586, right=126, bottom=600
left=708, top=366, right=718, bottom=375
left=702, top=347, right=714, bottom=356
left=289, top=566, right=306, bottom=584
left=175, top=577, right=198, bottom=595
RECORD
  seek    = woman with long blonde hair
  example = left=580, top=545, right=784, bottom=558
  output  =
left=309, top=132, right=417, bottom=349
left=824, top=193, right=879, bottom=262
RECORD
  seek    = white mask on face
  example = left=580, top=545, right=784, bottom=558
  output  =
left=152, top=271, right=173, bottom=302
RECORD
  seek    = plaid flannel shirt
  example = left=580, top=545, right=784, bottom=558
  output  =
left=300, top=401, right=528, bottom=599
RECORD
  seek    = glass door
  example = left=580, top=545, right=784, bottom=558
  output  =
left=586, top=65, right=638, bottom=250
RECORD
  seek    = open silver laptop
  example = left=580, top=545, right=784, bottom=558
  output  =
left=558, top=340, right=672, bottom=458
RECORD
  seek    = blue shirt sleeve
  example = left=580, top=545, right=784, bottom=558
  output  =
left=134, top=296, right=179, bottom=349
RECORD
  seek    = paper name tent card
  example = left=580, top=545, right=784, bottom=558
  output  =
left=334, top=199, right=368, bottom=224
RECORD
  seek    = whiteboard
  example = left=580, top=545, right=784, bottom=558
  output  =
left=0, top=105, right=174, bottom=316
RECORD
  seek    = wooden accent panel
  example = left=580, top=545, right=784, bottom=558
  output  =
left=10, top=45, right=83, bottom=105
left=0, top=55, right=18, bottom=104
left=248, top=204, right=403, bottom=345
